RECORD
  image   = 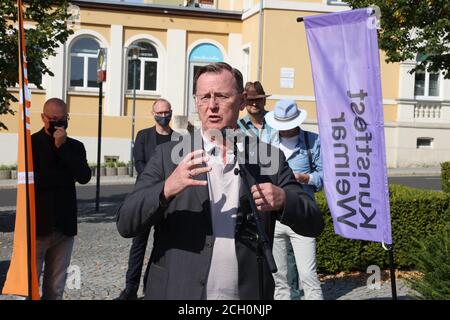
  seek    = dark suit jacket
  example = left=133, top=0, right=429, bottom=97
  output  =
left=133, top=126, right=180, bottom=175
left=32, top=128, right=91, bottom=237
left=116, top=130, right=323, bottom=300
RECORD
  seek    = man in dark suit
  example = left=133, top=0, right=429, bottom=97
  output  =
left=116, top=98, right=179, bottom=300
left=116, top=62, right=323, bottom=300
left=32, top=98, right=91, bottom=299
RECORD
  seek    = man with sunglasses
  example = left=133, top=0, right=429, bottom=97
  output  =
left=32, top=98, right=91, bottom=299
left=116, top=98, right=179, bottom=300
left=237, top=81, right=278, bottom=145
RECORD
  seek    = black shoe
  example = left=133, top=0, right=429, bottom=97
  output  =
left=114, top=287, right=138, bottom=300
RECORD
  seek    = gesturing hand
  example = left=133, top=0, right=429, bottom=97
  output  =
left=251, top=183, right=286, bottom=212
left=163, top=149, right=211, bottom=200
left=53, top=127, right=67, bottom=148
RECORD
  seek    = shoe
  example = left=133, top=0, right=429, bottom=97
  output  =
left=114, top=287, right=138, bottom=300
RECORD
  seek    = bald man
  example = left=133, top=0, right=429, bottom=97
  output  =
left=32, top=98, right=91, bottom=300
left=116, top=98, right=179, bottom=300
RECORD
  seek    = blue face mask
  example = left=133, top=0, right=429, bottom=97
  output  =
left=154, top=115, right=171, bottom=127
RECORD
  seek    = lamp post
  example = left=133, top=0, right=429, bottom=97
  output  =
left=129, top=46, right=140, bottom=177
left=95, top=48, right=106, bottom=212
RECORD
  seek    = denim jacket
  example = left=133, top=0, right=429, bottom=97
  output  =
left=279, top=130, right=323, bottom=199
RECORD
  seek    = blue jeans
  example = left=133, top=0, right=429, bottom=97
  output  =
left=287, top=241, right=301, bottom=300
left=36, top=230, right=74, bottom=300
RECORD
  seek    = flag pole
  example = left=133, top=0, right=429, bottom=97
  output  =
left=17, top=0, right=32, bottom=299
left=384, top=243, right=398, bottom=300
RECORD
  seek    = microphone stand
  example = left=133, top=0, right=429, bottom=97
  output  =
left=232, top=135, right=278, bottom=300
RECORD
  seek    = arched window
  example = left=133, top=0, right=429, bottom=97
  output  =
left=127, top=41, right=159, bottom=92
left=414, top=54, right=440, bottom=97
left=69, top=37, right=100, bottom=89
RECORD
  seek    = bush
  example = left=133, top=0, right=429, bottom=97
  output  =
left=441, top=162, right=450, bottom=193
left=405, top=223, right=450, bottom=299
left=0, top=164, right=16, bottom=170
left=105, top=161, right=116, bottom=168
left=315, top=185, right=450, bottom=273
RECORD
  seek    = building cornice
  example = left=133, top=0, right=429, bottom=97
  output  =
left=385, top=121, right=450, bottom=129
left=243, top=0, right=350, bottom=20
left=71, top=0, right=242, bottom=20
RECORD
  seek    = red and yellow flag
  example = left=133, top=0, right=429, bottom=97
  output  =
left=2, top=0, right=40, bottom=300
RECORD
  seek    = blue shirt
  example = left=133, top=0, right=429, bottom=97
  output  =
left=237, top=114, right=279, bottom=145
left=279, top=130, right=323, bottom=199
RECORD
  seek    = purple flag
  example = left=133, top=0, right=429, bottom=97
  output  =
left=304, top=8, right=392, bottom=244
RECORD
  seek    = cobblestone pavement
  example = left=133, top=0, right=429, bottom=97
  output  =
left=0, top=204, right=415, bottom=300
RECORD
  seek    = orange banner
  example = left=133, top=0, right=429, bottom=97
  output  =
left=2, top=0, right=40, bottom=300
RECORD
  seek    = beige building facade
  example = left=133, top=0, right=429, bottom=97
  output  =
left=2, top=0, right=449, bottom=168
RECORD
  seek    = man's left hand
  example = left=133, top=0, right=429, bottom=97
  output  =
left=251, top=183, right=286, bottom=212
left=54, top=127, right=67, bottom=148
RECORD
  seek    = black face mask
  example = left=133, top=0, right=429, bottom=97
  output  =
left=154, top=115, right=172, bottom=127
left=48, top=119, right=68, bottom=136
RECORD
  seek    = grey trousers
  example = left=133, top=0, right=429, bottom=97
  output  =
left=36, top=230, right=74, bottom=300
left=273, top=221, right=323, bottom=300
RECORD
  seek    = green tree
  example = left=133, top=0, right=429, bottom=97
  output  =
left=346, top=0, right=450, bottom=78
left=0, top=0, right=73, bottom=130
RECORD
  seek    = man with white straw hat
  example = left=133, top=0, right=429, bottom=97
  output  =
left=265, top=99, right=324, bottom=300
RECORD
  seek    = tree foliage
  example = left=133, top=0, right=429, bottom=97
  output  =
left=406, top=223, right=450, bottom=300
left=0, top=0, right=73, bottom=130
left=347, top=0, right=450, bottom=78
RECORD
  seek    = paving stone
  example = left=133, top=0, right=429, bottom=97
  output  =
left=0, top=205, right=416, bottom=300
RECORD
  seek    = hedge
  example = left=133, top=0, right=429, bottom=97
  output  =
left=315, top=184, right=450, bottom=273
left=442, top=162, right=450, bottom=193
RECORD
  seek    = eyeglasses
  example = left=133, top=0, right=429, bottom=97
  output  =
left=194, top=92, right=240, bottom=106
left=154, top=111, right=172, bottom=117
left=43, top=114, right=70, bottom=121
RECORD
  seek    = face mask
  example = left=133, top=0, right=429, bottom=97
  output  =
left=48, top=119, right=68, bottom=136
left=154, top=115, right=171, bottom=127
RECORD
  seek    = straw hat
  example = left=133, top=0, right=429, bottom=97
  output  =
left=265, top=99, right=307, bottom=131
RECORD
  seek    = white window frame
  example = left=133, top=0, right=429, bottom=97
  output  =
left=414, top=67, right=442, bottom=100
left=69, top=52, right=98, bottom=90
left=125, top=41, right=161, bottom=96
left=126, top=55, right=159, bottom=93
left=66, top=30, right=109, bottom=95
left=68, top=37, right=101, bottom=92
